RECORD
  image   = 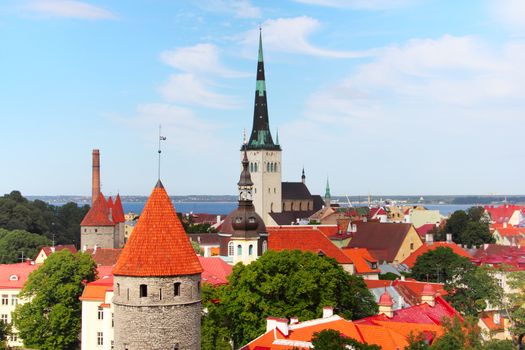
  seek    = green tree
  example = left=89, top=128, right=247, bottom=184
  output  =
left=201, top=284, right=231, bottom=350
left=481, top=339, right=513, bottom=350
left=436, top=208, right=493, bottom=246
left=0, top=228, right=50, bottom=264
left=405, top=332, right=431, bottom=350
left=311, top=329, right=381, bottom=349
left=444, top=210, right=470, bottom=243
left=431, top=316, right=481, bottom=350
left=12, top=250, right=97, bottom=350
left=459, top=222, right=494, bottom=248
left=0, top=320, right=11, bottom=350
left=410, top=247, right=500, bottom=316
left=210, top=250, right=377, bottom=347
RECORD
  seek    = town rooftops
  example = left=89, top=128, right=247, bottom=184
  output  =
left=112, top=180, right=202, bottom=277
left=485, top=204, right=524, bottom=224
left=268, top=227, right=352, bottom=264
left=0, top=262, right=38, bottom=289
left=281, top=182, right=312, bottom=200
left=81, top=192, right=125, bottom=227
left=198, top=256, right=232, bottom=286
left=402, top=242, right=471, bottom=268
left=347, top=222, right=413, bottom=262
left=85, top=248, right=122, bottom=266
left=341, top=248, right=380, bottom=274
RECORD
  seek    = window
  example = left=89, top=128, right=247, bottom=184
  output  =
left=159, top=288, right=162, bottom=300
left=267, top=163, right=270, bottom=172
left=95, top=229, right=98, bottom=233
left=262, top=240, right=268, bottom=254
left=97, top=307, right=104, bottom=320
left=174, top=282, right=181, bottom=296
left=1, top=295, right=7, bottom=305
left=11, top=295, right=18, bottom=306
left=111, top=340, right=114, bottom=350
left=237, top=244, right=242, bottom=256
left=127, top=288, right=129, bottom=301
left=111, top=313, right=114, bottom=328
left=117, top=283, right=120, bottom=296
left=254, top=163, right=257, bottom=172
left=410, top=243, right=414, bottom=250
left=197, top=282, right=200, bottom=294
left=139, top=284, right=147, bottom=298
left=1, top=314, right=7, bottom=323
left=228, top=241, right=234, bottom=256
left=97, top=332, right=103, bottom=346
left=10, top=333, right=17, bottom=342
left=250, top=163, right=253, bottom=172
left=9, top=275, right=18, bottom=281
left=249, top=245, right=254, bottom=256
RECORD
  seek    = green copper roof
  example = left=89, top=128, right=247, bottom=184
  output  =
left=256, top=80, right=266, bottom=97
left=258, top=29, right=264, bottom=62
left=325, top=178, right=331, bottom=199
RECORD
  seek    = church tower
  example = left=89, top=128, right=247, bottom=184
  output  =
left=112, top=180, right=203, bottom=350
left=244, top=30, right=282, bottom=224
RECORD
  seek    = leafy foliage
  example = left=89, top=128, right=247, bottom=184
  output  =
left=12, top=250, right=97, bottom=350
left=410, top=247, right=500, bottom=316
left=0, top=320, right=11, bottom=350
left=201, top=284, right=231, bottom=350
left=0, top=191, right=89, bottom=246
left=435, top=207, right=493, bottom=246
left=203, top=250, right=377, bottom=348
left=311, top=329, right=381, bottom=350
left=430, top=316, right=481, bottom=350
left=0, top=228, right=50, bottom=263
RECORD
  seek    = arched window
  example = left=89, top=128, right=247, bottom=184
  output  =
left=254, top=163, right=258, bottom=172
left=275, top=163, right=278, bottom=172
left=249, top=245, right=254, bottom=256
left=271, top=202, right=274, bottom=212
left=237, top=244, right=242, bottom=256
left=299, top=202, right=303, bottom=211
left=267, top=163, right=270, bottom=172
left=250, top=163, right=253, bottom=172
left=270, top=163, right=274, bottom=172
left=262, top=240, right=268, bottom=253
left=228, top=241, right=234, bottom=256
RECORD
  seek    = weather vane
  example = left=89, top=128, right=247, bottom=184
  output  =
left=158, top=125, right=166, bottom=180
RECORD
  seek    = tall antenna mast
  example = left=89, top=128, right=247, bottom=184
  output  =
left=158, top=125, right=166, bottom=180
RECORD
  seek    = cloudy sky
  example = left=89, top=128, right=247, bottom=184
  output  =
left=1, top=0, right=524, bottom=196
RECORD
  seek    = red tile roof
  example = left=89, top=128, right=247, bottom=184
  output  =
left=85, top=248, right=122, bottom=266
left=341, top=248, right=380, bottom=274
left=484, top=205, right=525, bottom=224
left=0, top=262, right=39, bottom=289
left=198, top=256, right=232, bottom=286
left=268, top=227, right=352, bottom=264
left=79, top=274, right=114, bottom=301
left=113, top=180, right=202, bottom=277
left=112, top=194, right=125, bottom=223
left=402, top=242, right=472, bottom=268
left=80, top=193, right=114, bottom=226
left=415, top=224, right=435, bottom=238
left=393, top=279, right=447, bottom=305
left=40, top=244, right=77, bottom=257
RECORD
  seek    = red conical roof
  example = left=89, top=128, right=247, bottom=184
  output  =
left=81, top=193, right=114, bottom=226
left=112, top=194, right=125, bottom=223
left=378, top=290, right=394, bottom=306
left=113, top=180, right=202, bottom=277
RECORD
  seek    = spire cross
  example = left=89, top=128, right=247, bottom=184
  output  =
left=18, top=251, right=25, bottom=263
left=158, top=125, right=167, bottom=180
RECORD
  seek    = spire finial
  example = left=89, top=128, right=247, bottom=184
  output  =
left=325, top=177, right=331, bottom=199
left=158, top=125, right=166, bottom=180
left=275, top=128, right=279, bottom=145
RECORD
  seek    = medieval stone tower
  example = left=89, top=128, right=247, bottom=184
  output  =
left=244, top=30, right=282, bottom=224
left=112, top=180, right=203, bottom=350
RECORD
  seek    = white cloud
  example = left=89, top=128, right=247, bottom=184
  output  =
left=241, top=17, right=370, bottom=58
left=292, top=0, right=416, bottom=10
left=159, top=73, right=241, bottom=109
left=159, top=43, right=245, bottom=109
left=160, top=43, right=247, bottom=78
left=196, top=0, right=261, bottom=18
left=25, top=0, right=115, bottom=20
left=488, top=0, right=525, bottom=33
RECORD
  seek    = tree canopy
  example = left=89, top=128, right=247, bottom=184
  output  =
left=410, top=247, right=500, bottom=316
left=0, top=228, right=50, bottom=263
left=311, top=329, right=381, bottom=350
left=12, top=250, right=97, bottom=350
left=202, top=250, right=378, bottom=348
left=435, top=207, right=493, bottom=246
left=0, top=191, right=89, bottom=246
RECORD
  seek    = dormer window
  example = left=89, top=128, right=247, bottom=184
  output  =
left=9, top=275, right=18, bottom=281
left=248, top=217, right=256, bottom=223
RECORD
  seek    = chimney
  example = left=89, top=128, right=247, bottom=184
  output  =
left=50, top=246, right=55, bottom=253
left=266, top=317, right=289, bottom=336
left=421, top=284, right=436, bottom=307
left=425, top=233, right=434, bottom=245
left=290, top=316, right=299, bottom=325
left=504, top=222, right=508, bottom=229
left=216, top=215, right=221, bottom=224
left=322, top=306, right=334, bottom=318
left=94, top=244, right=98, bottom=253
left=92, top=149, right=100, bottom=205
left=446, top=233, right=453, bottom=244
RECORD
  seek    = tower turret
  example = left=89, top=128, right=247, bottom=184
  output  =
left=243, top=29, right=282, bottom=224
left=325, top=178, right=332, bottom=208
left=301, top=167, right=306, bottom=184
left=112, top=180, right=203, bottom=350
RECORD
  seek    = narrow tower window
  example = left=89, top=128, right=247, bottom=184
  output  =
left=139, top=284, right=147, bottom=298
left=228, top=241, right=234, bottom=256
left=237, top=244, right=242, bottom=256
left=249, top=245, right=254, bottom=256
left=174, top=282, right=181, bottom=296
left=262, top=240, right=268, bottom=253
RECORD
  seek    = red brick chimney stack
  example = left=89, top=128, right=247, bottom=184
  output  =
left=92, top=149, right=100, bottom=205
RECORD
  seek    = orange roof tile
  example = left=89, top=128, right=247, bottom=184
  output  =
left=112, top=180, right=202, bottom=277
left=401, top=242, right=471, bottom=268
left=341, top=248, right=380, bottom=274
left=80, top=193, right=114, bottom=226
left=268, top=227, right=352, bottom=264
left=79, top=285, right=110, bottom=301
left=112, top=194, right=126, bottom=223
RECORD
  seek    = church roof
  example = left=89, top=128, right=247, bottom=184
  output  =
left=113, top=180, right=202, bottom=277
left=282, top=182, right=312, bottom=200
left=80, top=193, right=114, bottom=226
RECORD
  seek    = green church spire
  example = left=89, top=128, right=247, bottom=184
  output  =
left=325, top=178, right=331, bottom=199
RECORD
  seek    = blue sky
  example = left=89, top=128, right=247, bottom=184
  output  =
left=1, top=0, right=524, bottom=196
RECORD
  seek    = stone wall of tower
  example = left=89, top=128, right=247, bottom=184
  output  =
left=113, top=274, right=201, bottom=350
left=244, top=149, right=282, bottom=224
left=113, top=222, right=125, bottom=249
left=81, top=226, right=115, bottom=250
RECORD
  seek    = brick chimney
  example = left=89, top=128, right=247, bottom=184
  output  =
left=92, top=149, right=100, bottom=205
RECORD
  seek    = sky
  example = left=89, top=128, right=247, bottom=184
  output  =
left=0, top=0, right=524, bottom=196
